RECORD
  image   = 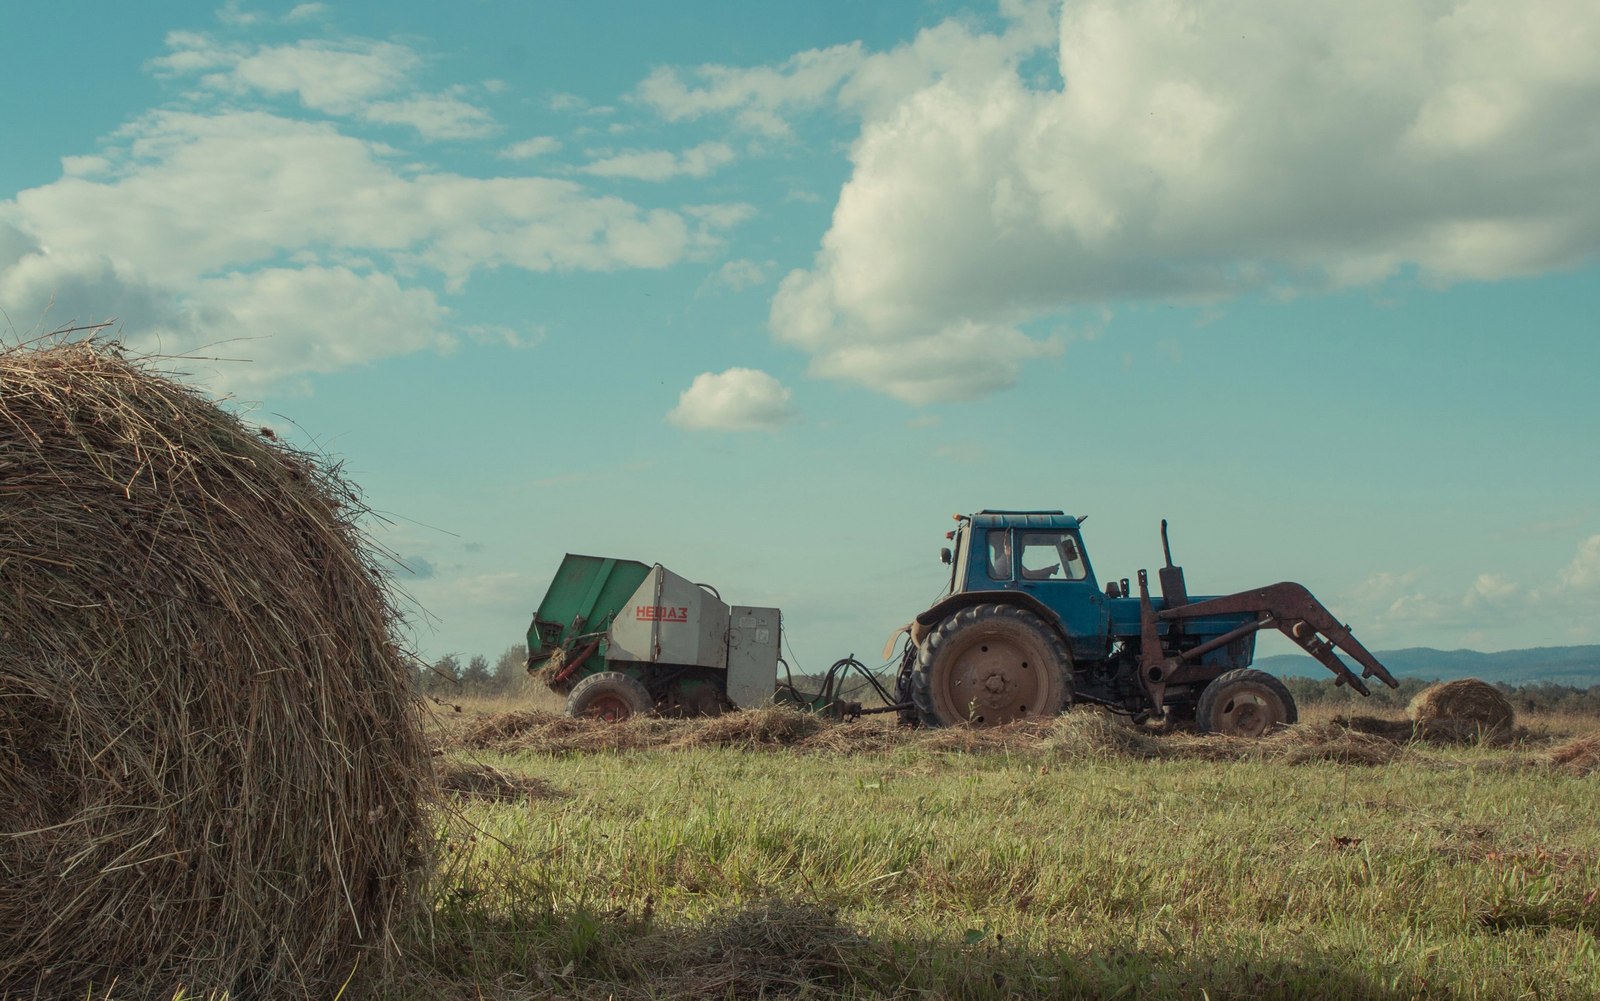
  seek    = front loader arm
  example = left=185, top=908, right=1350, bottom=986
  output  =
left=1158, top=582, right=1399, bottom=695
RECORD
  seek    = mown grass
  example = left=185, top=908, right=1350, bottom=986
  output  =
left=397, top=710, right=1600, bottom=1000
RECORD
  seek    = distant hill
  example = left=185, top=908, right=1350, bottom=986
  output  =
left=1257, top=645, right=1600, bottom=687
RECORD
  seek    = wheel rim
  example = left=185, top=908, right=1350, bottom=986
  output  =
left=1214, top=690, right=1277, bottom=737
left=933, top=631, right=1049, bottom=724
left=582, top=693, right=634, bottom=722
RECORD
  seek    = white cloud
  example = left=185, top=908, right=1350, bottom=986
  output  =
left=668, top=368, right=797, bottom=431
left=151, top=34, right=497, bottom=142
left=1557, top=534, right=1600, bottom=592
left=747, top=0, right=1600, bottom=402
left=635, top=2, right=1056, bottom=138
left=0, top=110, right=736, bottom=389
left=583, top=142, right=736, bottom=181
left=637, top=43, right=866, bottom=138
left=285, top=4, right=328, bottom=23
left=708, top=258, right=771, bottom=292
left=499, top=136, right=562, bottom=160
left=364, top=95, right=496, bottom=141
left=229, top=39, right=416, bottom=110
left=1463, top=573, right=1519, bottom=611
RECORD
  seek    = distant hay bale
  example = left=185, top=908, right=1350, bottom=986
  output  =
left=1407, top=679, right=1515, bottom=735
left=0, top=343, right=430, bottom=998
left=1547, top=731, right=1600, bottom=776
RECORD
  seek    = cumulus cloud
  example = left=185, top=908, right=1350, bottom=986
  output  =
left=737, top=0, right=1600, bottom=403
left=583, top=142, right=737, bottom=181
left=0, top=109, right=736, bottom=390
left=668, top=368, right=797, bottom=431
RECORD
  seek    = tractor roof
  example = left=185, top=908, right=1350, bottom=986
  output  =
left=969, top=510, right=1081, bottom=530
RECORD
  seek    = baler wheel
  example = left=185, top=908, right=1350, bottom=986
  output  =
left=1195, top=668, right=1297, bottom=737
left=565, top=671, right=653, bottom=722
left=912, top=604, right=1072, bottom=727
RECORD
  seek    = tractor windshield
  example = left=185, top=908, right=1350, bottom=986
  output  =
left=1017, top=531, right=1088, bottom=581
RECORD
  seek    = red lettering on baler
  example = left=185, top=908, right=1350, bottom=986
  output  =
left=636, top=605, right=688, bottom=622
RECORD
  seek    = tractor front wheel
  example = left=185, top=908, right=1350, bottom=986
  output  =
left=1195, top=668, right=1297, bottom=737
left=565, top=671, right=653, bottom=722
left=912, top=604, right=1072, bottom=727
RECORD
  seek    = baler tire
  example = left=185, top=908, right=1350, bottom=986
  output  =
left=565, top=671, right=654, bottom=722
left=911, top=604, right=1072, bottom=728
left=1195, top=668, right=1297, bottom=738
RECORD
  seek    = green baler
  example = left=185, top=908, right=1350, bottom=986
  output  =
left=525, top=554, right=784, bottom=719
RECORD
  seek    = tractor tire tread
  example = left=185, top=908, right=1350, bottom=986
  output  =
left=910, top=603, right=1072, bottom=728
left=1194, top=667, right=1297, bottom=736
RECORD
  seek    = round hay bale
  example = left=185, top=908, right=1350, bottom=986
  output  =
left=0, top=343, right=430, bottom=998
left=1405, top=679, right=1515, bottom=734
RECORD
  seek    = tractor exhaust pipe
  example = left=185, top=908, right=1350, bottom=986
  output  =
left=1158, top=519, right=1189, bottom=608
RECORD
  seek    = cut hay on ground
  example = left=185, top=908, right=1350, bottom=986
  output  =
left=438, top=761, right=563, bottom=802
left=1547, top=731, right=1600, bottom=776
left=0, top=343, right=431, bottom=998
left=1407, top=679, right=1515, bottom=734
left=444, top=701, right=1566, bottom=770
left=1265, top=722, right=1407, bottom=766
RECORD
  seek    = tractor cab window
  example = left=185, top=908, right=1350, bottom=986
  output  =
left=986, top=530, right=1013, bottom=580
left=1018, top=531, right=1088, bottom=581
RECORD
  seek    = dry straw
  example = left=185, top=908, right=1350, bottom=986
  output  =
left=1547, top=731, right=1600, bottom=776
left=0, top=343, right=431, bottom=998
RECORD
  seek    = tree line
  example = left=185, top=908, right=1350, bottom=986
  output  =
left=419, top=644, right=528, bottom=697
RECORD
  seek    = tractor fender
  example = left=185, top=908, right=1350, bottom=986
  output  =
left=912, top=591, right=1069, bottom=649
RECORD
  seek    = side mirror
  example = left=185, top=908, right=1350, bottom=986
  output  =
left=939, top=547, right=952, bottom=565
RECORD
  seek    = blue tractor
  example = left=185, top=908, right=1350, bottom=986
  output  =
left=891, top=510, right=1399, bottom=736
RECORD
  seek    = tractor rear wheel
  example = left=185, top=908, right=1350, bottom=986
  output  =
left=1195, top=668, right=1297, bottom=737
left=912, top=604, right=1072, bottom=727
left=565, top=671, right=653, bottom=722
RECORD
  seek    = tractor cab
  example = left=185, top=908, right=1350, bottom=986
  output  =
left=945, top=511, right=1112, bottom=661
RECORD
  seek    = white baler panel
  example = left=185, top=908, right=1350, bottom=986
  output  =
left=608, top=565, right=729, bottom=669
left=726, top=605, right=781, bottom=708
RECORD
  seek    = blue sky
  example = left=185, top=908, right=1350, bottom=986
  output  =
left=3, top=0, right=1598, bottom=673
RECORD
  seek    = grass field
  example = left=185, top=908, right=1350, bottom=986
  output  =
left=401, top=699, right=1600, bottom=1000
